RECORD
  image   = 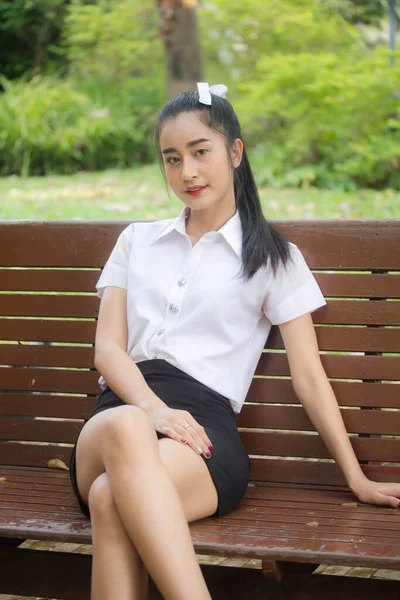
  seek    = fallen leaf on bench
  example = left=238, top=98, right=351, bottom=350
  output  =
left=0, top=476, right=10, bottom=482
left=306, top=521, right=319, bottom=527
left=47, top=459, right=69, bottom=471
left=341, top=502, right=358, bottom=507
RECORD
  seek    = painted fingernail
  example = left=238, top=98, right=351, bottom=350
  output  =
left=205, top=451, right=212, bottom=458
left=397, top=500, right=400, bottom=509
left=181, top=438, right=187, bottom=444
left=208, top=445, right=213, bottom=451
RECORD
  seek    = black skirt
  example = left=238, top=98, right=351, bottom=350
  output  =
left=69, top=359, right=251, bottom=519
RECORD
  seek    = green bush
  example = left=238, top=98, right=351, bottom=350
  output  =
left=239, top=48, right=400, bottom=189
left=0, top=76, right=163, bottom=176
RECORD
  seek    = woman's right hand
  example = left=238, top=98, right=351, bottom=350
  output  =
left=146, top=405, right=213, bottom=459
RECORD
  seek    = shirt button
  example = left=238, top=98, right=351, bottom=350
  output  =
left=177, top=277, right=187, bottom=287
left=157, top=328, right=166, bottom=336
left=169, top=303, right=179, bottom=314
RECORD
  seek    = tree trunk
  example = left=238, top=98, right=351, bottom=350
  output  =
left=157, top=0, right=204, bottom=98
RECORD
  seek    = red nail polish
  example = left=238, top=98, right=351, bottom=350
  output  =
left=209, top=445, right=213, bottom=451
left=397, top=500, right=400, bottom=509
left=181, top=438, right=187, bottom=444
left=205, top=451, right=212, bottom=458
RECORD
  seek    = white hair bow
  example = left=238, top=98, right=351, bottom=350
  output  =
left=197, top=82, right=228, bottom=105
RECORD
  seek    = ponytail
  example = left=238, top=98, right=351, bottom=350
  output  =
left=234, top=147, right=293, bottom=280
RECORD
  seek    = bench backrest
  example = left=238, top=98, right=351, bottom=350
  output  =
left=1, top=220, right=399, bottom=487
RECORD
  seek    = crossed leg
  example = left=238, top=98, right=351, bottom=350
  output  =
left=75, top=404, right=218, bottom=600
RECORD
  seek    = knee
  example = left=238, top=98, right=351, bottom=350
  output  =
left=88, top=473, right=115, bottom=518
left=104, top=405, right=153, bottom=453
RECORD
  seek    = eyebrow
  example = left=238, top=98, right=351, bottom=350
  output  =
left=161, top=138, right=211, bottom=155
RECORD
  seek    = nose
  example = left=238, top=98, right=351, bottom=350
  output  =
left=181, top=156, right=198, bottom=181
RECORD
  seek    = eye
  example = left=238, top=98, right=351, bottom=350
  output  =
left=195, top=149, right=208, bottom=157
left=166, top=156, right=180, bottom=165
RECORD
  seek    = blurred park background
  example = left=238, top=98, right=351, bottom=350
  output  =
left=0, top=0, right=399, bottom=220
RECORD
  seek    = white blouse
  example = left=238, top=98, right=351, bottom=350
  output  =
left=96, top=207, right=327, bottom=414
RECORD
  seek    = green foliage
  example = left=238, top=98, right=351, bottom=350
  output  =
left=0, top=76, right=163, bottom=176
left=64, top=0, right=163, bottom=81
left=319, top=0, right=388, bottom=26
left=237, top=47, right=400, bottom=189
left=0, top=0, right=69, bottom=78
left=199, top=0, right=357, bottom=85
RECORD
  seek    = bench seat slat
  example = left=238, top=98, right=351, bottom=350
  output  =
left=2, top=269, right=399, bottom=298
left=1, top=296, right=399, bottom=324
left=238, top=404, right=400, bottom=435
left=248, top=379, right=400, bottom=408
left=0, top=294, right=98, bottom=318
left=257, top=353, right=400, bottom=380
left=1, top=442, right=398, bottom=487
left=0, top=393, right=96, bottom=419
left=0, top=269, right=100, bottom=292
left=313, top=272, right=400, bottom=298
left=0, top=319, right=96, bottom=343
left=2, top=418, right=400, bottom=462
left=0, top=345, right=94, bottom=369
left=1, top=467, right=399, bottom=569
left=1, top=350, right=399, bottom=380
left=0, top=367, right=99, bottom=394
left=0, top=381, right=397, bottom=422
left=1, top=321, right=398, bottom=353
left=1, top=220, right=399, bottom=269
left=267, top=325, right=400, bottom=352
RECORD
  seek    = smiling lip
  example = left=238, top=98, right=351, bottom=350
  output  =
left=185, top=185, right=207, bottom=196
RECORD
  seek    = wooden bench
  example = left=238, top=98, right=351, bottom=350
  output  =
left=1, top=219, right=399, bottom=600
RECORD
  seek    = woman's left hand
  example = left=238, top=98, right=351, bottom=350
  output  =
left=352, top=478, right=400, bottom=508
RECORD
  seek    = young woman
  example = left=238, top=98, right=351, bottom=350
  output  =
left=69, top=83, right=400, bottom=600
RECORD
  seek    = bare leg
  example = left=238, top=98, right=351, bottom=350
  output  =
left=75, top=405, right=218, bottom=600
left=89, top=473, right=148, bottom=600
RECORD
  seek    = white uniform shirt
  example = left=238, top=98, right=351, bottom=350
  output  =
left=96, top=207, right=327, bottom=414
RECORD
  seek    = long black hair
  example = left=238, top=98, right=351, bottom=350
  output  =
left=155, top=89, right=293, bottom=281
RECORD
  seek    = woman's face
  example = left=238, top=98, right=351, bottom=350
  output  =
left=159, top=112, right=243, bottom=214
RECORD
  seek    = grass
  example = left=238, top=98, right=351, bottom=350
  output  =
left=0, top=164, right=399, bottom=220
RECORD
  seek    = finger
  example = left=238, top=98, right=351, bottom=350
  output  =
left=186, top=418, right=213, bottom=452
left=181, top=425, right=212, bottom=459
left=375, top=493, right=400, bottom=509
left=161, top=426, right=189, bottom=447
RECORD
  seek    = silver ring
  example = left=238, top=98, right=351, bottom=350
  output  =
left=183, top=423, right=190, bottom=430
left=196, top=446, right=203, bottom=453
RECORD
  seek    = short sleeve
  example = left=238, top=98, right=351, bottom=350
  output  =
left=96, top=224, right=134, bottom=298
left=262, top=243, right=327, bottom=325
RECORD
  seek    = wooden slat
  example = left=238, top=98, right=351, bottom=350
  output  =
left=6, top=415, right=396, bottom=459
left=0, top=221, right=126, bottom=267
left=2, top=270, right=399, bottom=297
left=238, top=404, right=400, bottom=435
left=0, top=319, right=96, bottom=343
left=0, top=295, right=99, bottom=318
left=0, top=393, right=96, bottom=419
left=246, top=379, right=400, bottom=408
left=303, top=300, right=399, bottom=325
left=313, top=272, right=400, bottom=298
left=0, top=344, right=94, bottom=368
left=1, top=220, right=399, bottom=269
left=1, top=296, right=399, bottom=324
left=0, top=367, right=99, bottom=394
left=239, top=431, right=400, bottom=463
left=256, top=353, right=400, bottom=380
left=249, top=457, right=400, bottom=486
left=0, top=418, right=83, bottom=444
left=0, top=269, right=100, bottom=292
left=0, top=442, right=73, bottom=468
left=265, top=324, right=400, bottom=352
